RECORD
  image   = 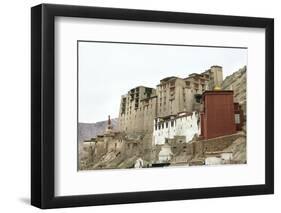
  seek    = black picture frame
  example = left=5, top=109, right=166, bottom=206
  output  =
left=31, top=3, right=274, bottom=209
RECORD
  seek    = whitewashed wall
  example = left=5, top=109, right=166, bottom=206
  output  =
left=153, top=112, right=200, bottom=145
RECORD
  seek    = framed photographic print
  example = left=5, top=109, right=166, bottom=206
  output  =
left=31, top=3, right=274, bottom=209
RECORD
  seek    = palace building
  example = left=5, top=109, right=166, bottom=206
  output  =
left=117, top=65, right=244, bottom=144
left=117, top=86, right=157, bottom=133
left=118, top=65, right=224, bottom=135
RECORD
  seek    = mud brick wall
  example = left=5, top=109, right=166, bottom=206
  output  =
left=192, top=134, right=241, bottom=157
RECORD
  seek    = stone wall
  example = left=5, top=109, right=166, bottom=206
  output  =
left=167, top=132, right=243, bottom=164
left=191, top=133, right=243, bottom=157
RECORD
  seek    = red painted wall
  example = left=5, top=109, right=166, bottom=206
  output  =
left=201, top=91, right=236, bottom=139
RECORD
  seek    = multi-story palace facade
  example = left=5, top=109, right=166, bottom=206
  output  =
left=118, top=65, right=224, bottom=134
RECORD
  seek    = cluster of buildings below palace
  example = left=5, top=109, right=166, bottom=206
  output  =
left=116, top=65, right=244, bottom=144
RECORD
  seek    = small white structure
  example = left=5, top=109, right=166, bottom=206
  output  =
left=134, top=158, right=144, bottom=168
left=205, top=156, right=222, bottom=165
left=153, top=111, right=200, bottom=145
left=205, top=152, right=233, bottom=165
left=221, top=152, right=233, bottom=161
left=158, top=143, right=173, bottom=163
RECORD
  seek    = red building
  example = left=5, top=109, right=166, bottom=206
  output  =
left=200, top=90, right=242, bottom=140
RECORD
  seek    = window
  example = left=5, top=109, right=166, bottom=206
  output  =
left=235, top=114, right=240, bottom=124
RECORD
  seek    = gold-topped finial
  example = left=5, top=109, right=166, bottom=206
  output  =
left=213, top=85, right=222, bottom=91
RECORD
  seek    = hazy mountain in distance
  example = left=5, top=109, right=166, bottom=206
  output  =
left=78, top=118, right=118, bottom=143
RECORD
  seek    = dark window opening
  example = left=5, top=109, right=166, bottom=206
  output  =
left=194, top=94, right=202, bottom=103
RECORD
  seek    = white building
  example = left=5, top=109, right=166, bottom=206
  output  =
left=205, top=152, right=233, bottom=165
left=158, top=143, right=173, bottom=163
left=153, top=111, right=201, bottom=145
left=134, top=158, right=144, bottom=168
left=205, top=156, right=222, bottom=165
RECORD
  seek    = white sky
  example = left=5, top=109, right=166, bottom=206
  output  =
left=78, top=41, right=247, bottom=123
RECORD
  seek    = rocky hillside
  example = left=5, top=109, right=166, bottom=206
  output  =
left=78, top=118, right=118, bottom=143
left=222, top=66, right=246, bottom=116
left=222, top=66, right=246, bottom=106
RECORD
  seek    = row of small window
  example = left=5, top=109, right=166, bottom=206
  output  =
left=158, top=92, right=175, bottom=98
left=155, top=120, right=177, bottom=130
left=123, top=112, right=153, bottom=119
left=124, top=106, right=154, bottom=114
left=158, top=107, right=173, bottom=113
left=159, top=82, right=175, bottom=89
